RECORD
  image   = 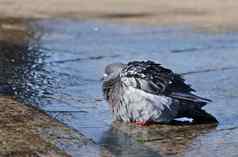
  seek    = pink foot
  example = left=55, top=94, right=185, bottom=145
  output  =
left=131, top=121, right=156, bottom=126
left=131, top=121, right=148, bottom=126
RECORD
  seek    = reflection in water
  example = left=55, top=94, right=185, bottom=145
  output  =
left=100, top=122, right=216, bottom=157
left=100, top=124, right=161, bottom=157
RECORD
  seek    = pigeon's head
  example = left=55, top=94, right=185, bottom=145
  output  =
left=102, top=63, right=125, bottom=82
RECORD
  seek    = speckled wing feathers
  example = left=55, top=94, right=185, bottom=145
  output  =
left=121, top=61, right=194, bottom=95
left=120, top=61, right=211, bottom=106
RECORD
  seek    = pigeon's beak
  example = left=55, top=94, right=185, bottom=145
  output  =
left=100, top=74, right=108, bottom=81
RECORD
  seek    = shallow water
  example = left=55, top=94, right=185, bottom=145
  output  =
left=1, top=19, right=238, bottom=156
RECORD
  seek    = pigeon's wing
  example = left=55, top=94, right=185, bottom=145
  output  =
left=120, top=61, right=211, bottom=104
left=120, top=61, right=193, bottom=94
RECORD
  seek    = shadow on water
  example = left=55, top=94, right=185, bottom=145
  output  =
left=1, top=18, right=238, bottom=156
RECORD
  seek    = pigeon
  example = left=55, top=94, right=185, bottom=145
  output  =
left=102, top=60, right=218, bottom=125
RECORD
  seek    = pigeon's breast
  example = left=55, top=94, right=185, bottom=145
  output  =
left=116, top=83, right=180, bottom=123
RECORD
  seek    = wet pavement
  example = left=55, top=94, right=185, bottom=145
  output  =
left=1, top=19, right=238, bottom=156
left=0, top=95, right=113, bottom=157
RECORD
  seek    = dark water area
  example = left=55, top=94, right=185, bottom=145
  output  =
left=1, top=19, right=238, bottom=156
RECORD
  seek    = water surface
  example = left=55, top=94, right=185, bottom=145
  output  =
left=1, top=19, right=238, bottom=156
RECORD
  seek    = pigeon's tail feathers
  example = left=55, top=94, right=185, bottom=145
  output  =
left=187, top=109, right=218, bottom=124
left=170, top=92, right=211, bottom=107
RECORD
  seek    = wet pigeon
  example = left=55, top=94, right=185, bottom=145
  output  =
left=102, top=60, right=218, bottom=125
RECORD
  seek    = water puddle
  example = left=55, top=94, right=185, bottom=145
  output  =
left=1, top=19, right=238, bottom=156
